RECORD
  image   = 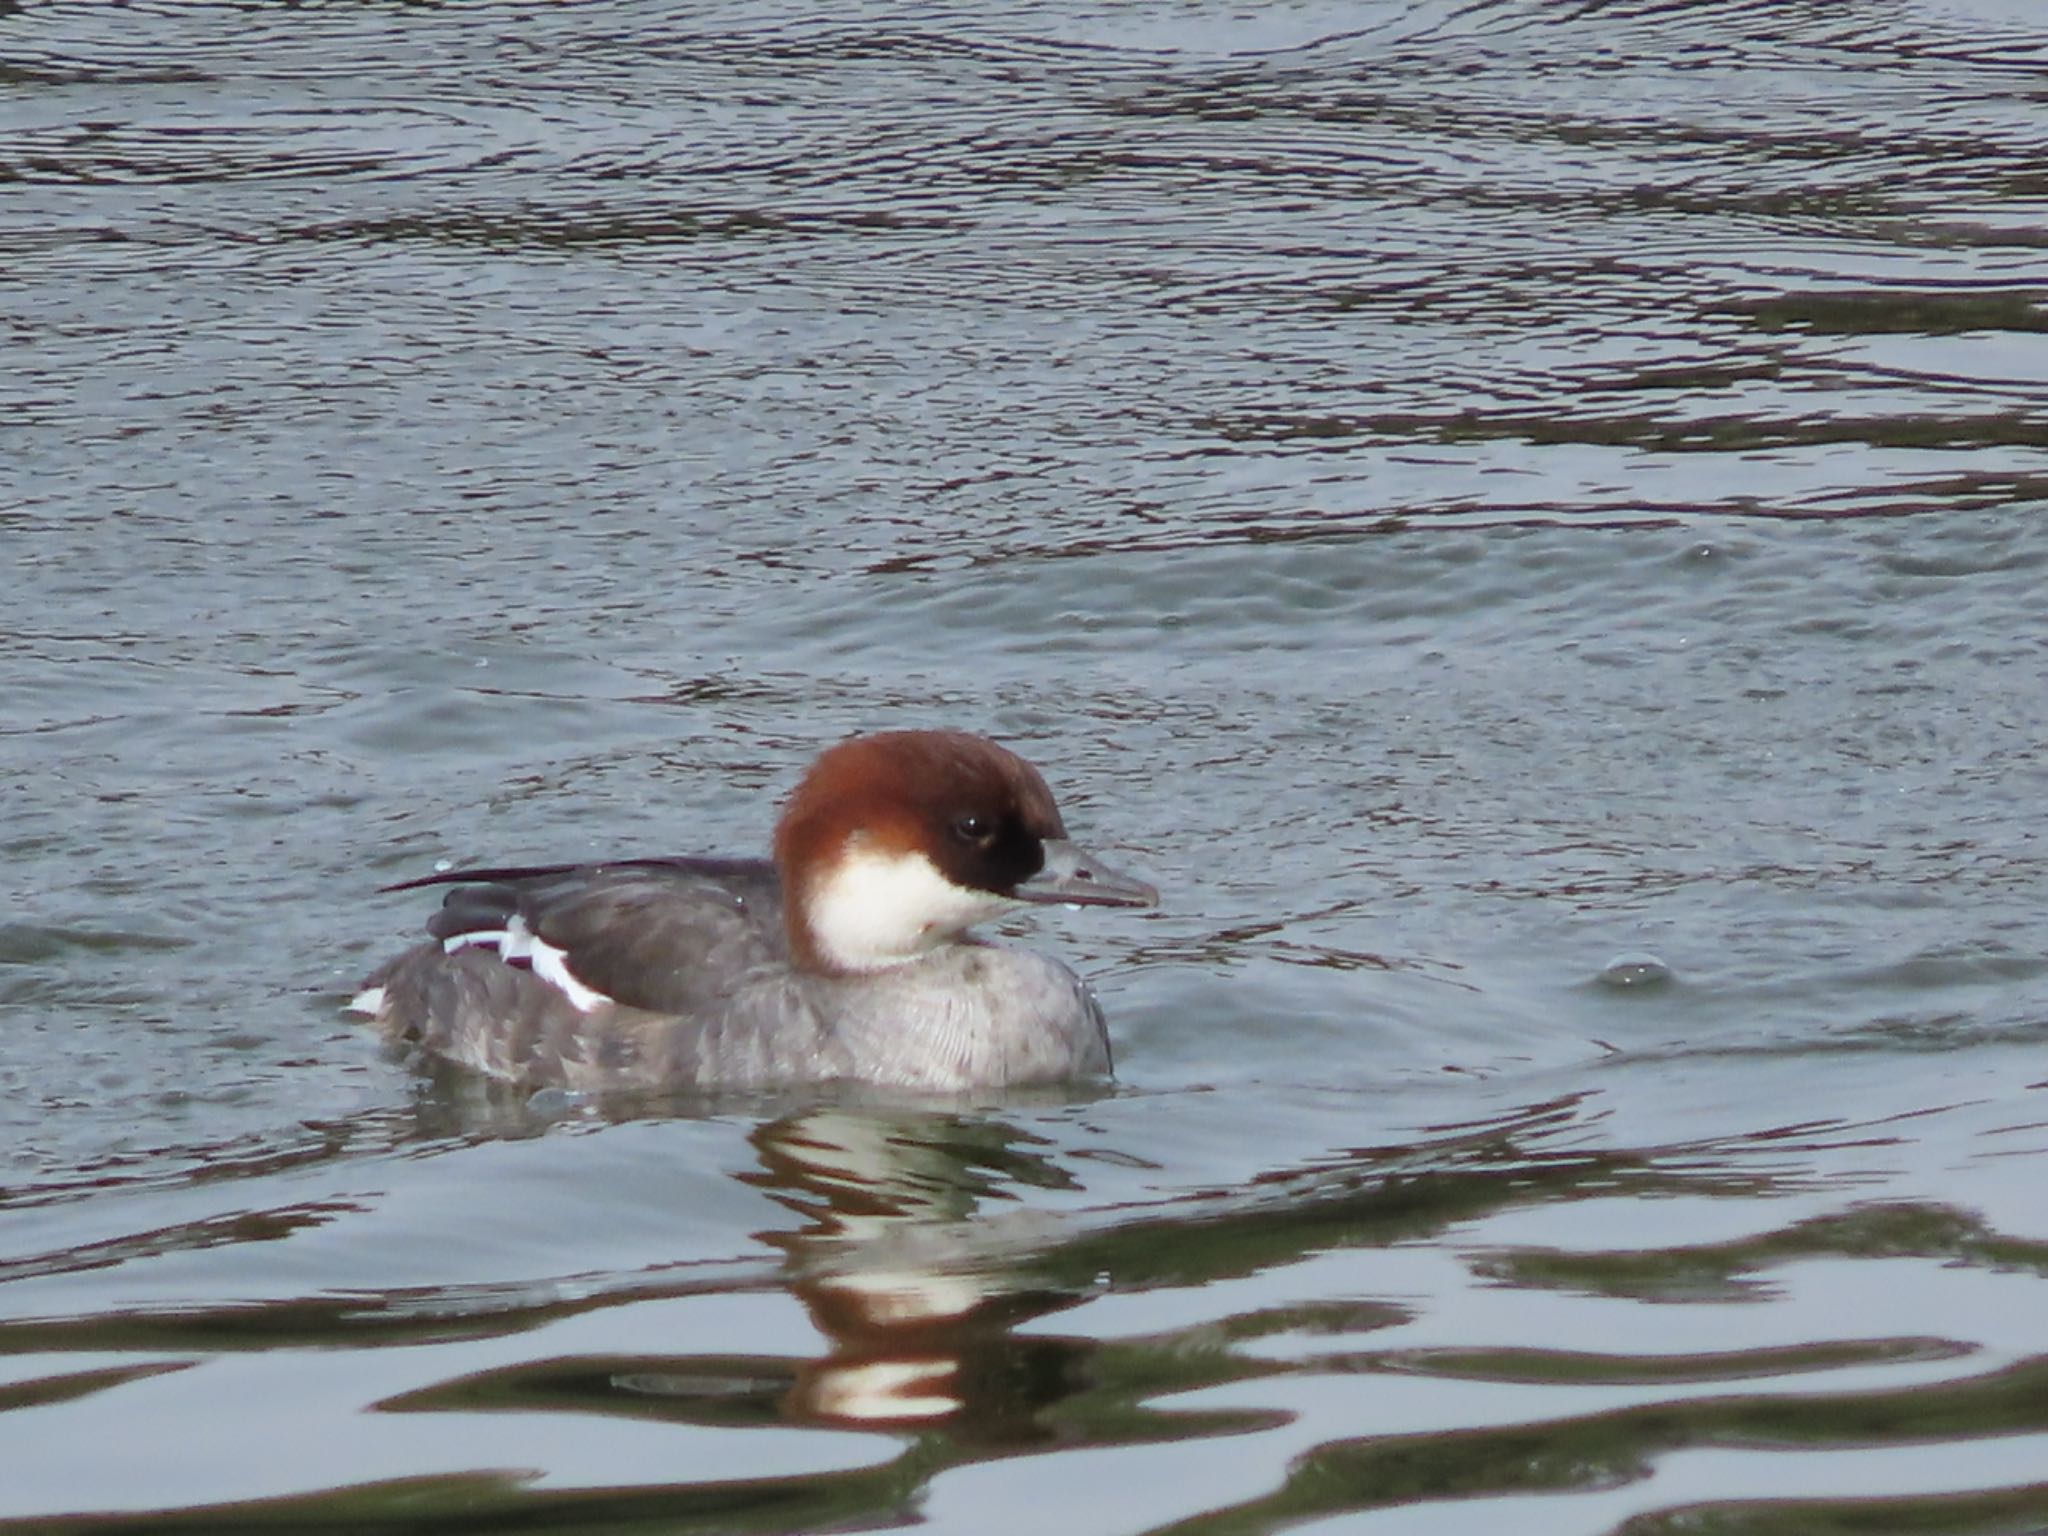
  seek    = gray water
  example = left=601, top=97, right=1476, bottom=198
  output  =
left=6, top=1, right=2048, bottom=1530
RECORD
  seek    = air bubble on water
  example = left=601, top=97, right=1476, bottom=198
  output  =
left=1597, top=954, right=1674, bottom=990
left=525, top=1087, right=588, bottom=1120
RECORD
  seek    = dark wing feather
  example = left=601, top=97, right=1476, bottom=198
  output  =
left=424, top=883, right=521, bottom=944
left=383, top=856, right=765, bottom=895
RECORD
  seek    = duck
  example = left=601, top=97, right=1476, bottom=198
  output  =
left=350, top=729, right=1157, bottom=1092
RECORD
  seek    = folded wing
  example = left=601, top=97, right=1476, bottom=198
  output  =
left=411, top=857, right=787, bottom=1017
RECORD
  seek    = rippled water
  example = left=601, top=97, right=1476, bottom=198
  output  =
left=6, top=0, right=2048, bottom=1530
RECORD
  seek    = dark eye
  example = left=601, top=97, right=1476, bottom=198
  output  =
left=951, top=813, right=992, bottom=845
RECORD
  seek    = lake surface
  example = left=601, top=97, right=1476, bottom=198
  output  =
left=5, top=0, right=2048, bottom=1530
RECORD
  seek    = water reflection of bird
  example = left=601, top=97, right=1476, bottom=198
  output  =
left=749, top=1107, right=1100, bottom=1440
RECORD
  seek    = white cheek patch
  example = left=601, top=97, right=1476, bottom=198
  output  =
left=439, top=913, right=614, bottom=1013
left=805, top=844, right=1016, bottom=973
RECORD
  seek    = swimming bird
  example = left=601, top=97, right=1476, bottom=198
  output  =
left=351, top=729, right=1156, bottom=1092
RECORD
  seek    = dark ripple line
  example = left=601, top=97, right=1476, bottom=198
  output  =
left=280, top=200, right=966, bottom=250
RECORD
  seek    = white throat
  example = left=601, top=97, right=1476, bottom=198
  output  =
left=803, top=841, right=1017, bottom=973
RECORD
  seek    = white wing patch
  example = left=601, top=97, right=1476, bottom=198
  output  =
left=346, top=985, right=386, bottom=1017
left=528, top=933, right=614, bottom=1012
left=440, top=913, right=615, bottom=1013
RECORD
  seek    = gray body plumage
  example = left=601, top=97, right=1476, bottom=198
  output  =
left=362, top=859, right=1113, bottom=1092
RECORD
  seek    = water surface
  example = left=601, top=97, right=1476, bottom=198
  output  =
left=5, top=1, right=2048, bottom=1530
